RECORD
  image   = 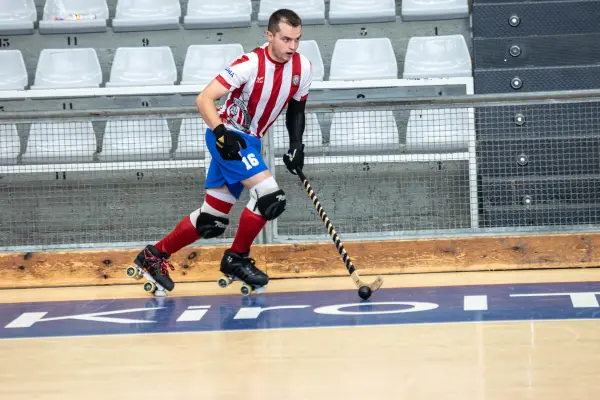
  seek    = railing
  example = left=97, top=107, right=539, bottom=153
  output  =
left=3, top=82, right=600, bottom=252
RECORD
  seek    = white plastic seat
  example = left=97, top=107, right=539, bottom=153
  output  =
left=258, top=0, right=325, bottom=25
left=328, top=38, right=397, bottom=159
left=112, top=0, right=181, bottom=32
left=329, top=111, right=398, bottom=151
left=107, top=47, right=177, bottom=87
left=271, top=113, right=323, bottom=150
left=181, top=44, right=244, bottom=85
left=329, top=0, right=396, bottom=24
left=0, top=0, right=36, bottom=35
left=402, top=0, right=469, bottom=21
left=329, top=38, right=397, bottom=81
left=0, top=50, right=27, bottom=90
left=39, top=0, right=109, bottom=34
left=298, top=40, right=324, bottom=82
left=403, top=35, right=472, bottom=79
left=0, top=124, right=20, bottom=164
left=176, top=117, right=209, bottom=159
left=23, top=122, right=97, bottom=163
left=32, top=48, right=102, bottom=89
left=100, top=119, right=172, bottom=161
left=184, top=0, right=251, bottom=29
left=406, top=108, right=473, bottom=152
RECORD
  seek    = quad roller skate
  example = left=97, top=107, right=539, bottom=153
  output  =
left=217, top=250, right=269, bottom=296
left=126, top=245, right=175, bottom=297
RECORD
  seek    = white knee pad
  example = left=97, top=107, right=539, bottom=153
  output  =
left=247, top=176, right=286, bottom=220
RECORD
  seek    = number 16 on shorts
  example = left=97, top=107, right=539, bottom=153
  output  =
left=242, top=153, right=260, bottom=170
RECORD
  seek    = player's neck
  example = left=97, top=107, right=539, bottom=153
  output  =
left=266, top=45, right=287, bottom=65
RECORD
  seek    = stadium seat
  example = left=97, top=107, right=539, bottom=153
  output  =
left=258, top=0, right=325, bottom=25
left=271, top=113, right=323, bottom=151
left=23, top=122, right=97, bottom=163
left=402, top=35, right=472, bottom=79
left=100, top=119, right=172, bottom=161
left=175, top=117, right=209, bottom=160
left=405, top=108, right=472, bottom=152
left=184, top=0, right=252, bottom=29
left=181, top=44, right=244, bottom=85
left=401, top=0, right=469, bottom=21
left=298, top=40, right=324, bottom=81
left=0, top=0, right=36, bottom=35
left=403, top=36, right=473, bottom=154
left=329, top=38, right=397, bottom=81
left=327, top=38, right=398, bottom=159
left=0, top=124, right=20, bottom=164
left=0, top=50, right=28, bottom=90
left=39, top=0, right=109, bottom=34
left=112, top=0, right=181, bottom=32
left=329, top=110, right=399, bottom=152
left=329, top=0, right=396, bottom=24
left=32, top=48, right=102, bottom=89
left=106, top=47, right=177, bottom=87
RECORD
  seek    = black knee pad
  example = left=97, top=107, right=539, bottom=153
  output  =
left=195, top=212, right=229, bottom=239
left=256, top=189, right=287, bottom=220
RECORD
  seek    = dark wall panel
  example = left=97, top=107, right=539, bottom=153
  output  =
left=473, top=2, right=600, bottom=38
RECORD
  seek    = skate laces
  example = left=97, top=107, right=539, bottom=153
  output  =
left=143, top=248, right=175, bottom=276
left=242, top=256, right=260, bottom=274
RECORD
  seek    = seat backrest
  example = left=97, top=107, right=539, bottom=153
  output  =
left=0, top=50, right=28, bottom=90
left=298, top=40, right=324, bottom=81
left=182, top=44, right=244, bottom=84
left=403, top=35, right=472, bottom=79
left=0, top=0, right=36, bottom=34
left=0, top=124, right=20, bottom=160
left=115, top=0, right=181, bottom=18
left=329, top=38, right=397, bottom=80
left=34, top=48, right=102, bottom=88
left=258, top=0, right=325, bottom=25
left=42, top=0, right=109, bottom=21
left=0, top=0, right=36, bottom=22
left=329, top=0, right=396, bottom=24
left=108, top=47, right=177, bottom=87
left=184, top=0, right=252, bottom=28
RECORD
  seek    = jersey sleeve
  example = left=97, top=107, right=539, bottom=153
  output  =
left=293, top=60, right=313, bottom=102
left=215, top=54, right=255, bottom=92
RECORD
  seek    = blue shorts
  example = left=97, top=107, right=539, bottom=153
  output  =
left=204, top=128, right=268, bottom=199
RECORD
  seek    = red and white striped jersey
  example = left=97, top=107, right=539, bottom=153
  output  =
left=215, top=43, right=313, bottom=138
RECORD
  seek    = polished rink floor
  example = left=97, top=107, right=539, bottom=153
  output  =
left=0, top=269, right=599, bottom=399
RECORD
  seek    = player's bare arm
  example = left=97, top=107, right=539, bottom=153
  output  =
left=195, top=79, right=248, bottom=162
left=195, top=79, right=229, bottom=130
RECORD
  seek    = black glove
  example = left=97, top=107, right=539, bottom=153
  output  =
left=283, top=142, right=304, bottom=175
left=213, top=124, right=247, bottom=161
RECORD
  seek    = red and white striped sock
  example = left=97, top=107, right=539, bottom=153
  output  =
left=155, top=189, right=236, bottom=256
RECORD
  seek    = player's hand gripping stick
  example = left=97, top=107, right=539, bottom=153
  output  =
left=294, top=167, right=383, bottom=300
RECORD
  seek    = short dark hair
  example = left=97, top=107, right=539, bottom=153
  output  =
left=268, top=9, right=302, bottom=34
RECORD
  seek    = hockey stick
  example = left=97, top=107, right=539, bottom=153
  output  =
left=295, top=167, right=384, bottom=297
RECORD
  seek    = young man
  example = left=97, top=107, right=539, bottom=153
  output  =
left=132, top=9, right=313, bottom=294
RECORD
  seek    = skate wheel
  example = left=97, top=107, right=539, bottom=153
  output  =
left=217, top=277, right=230, bottom=288
left=143, top=281, right=156, bottom=293
left=126, top=266, right=137, bottom=278
left=240, top=284, right=252, bottom=297
left=154, top=290, right=167, bottom=297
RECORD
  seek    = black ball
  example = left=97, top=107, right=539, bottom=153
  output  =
left=358, top=286, right=372, bottom=300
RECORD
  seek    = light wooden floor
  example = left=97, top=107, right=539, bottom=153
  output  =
left=1, top=269, right=599, bottom=399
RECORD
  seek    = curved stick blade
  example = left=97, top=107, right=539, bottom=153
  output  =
left=351, top=272, right=384, bottom=292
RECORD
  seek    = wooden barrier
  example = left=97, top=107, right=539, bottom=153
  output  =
left=0, top=233, right=599, bottom=289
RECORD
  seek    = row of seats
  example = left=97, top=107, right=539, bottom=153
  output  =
left=0, top=36, right=472, bottom=90
left=1, top=0, right=469, bottom=35
left=0, top=109, right=472, bottom=165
